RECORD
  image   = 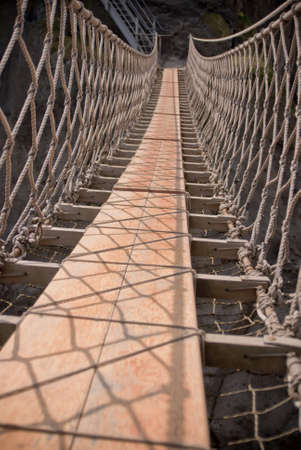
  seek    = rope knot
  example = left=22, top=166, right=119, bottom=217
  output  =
left=287, top=354, right=301, bottom=414
left=0, top=240, right=8, bottom=272
left=284, top=311, right=301, bottom=337
left=238, top=242, right=254, bottom=260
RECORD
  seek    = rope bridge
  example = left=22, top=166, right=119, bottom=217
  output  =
left=0, top=0, right=300, bottom=448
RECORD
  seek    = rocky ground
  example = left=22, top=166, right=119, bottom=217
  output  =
left=143, top=0, right=284, bottom=64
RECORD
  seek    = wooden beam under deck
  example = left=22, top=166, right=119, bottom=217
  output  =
left=39, top=226, right=84, bottom=248
left=56, top=203, right=100, bottom=222
left=77, top=188, right=111, bottom=205
left=205, top=334, right=287, bottom=374
left=0, top=260, right=59, bottom=286
left=191, top=237, right=247, bottom=259
left=196, top=273, right=269, bottom=301
left=190, top=196, right=224, bottom=213
left=189, top=213, right=236, bottom=232
left=98, top=164, right=125, bottom=178
left=186, top=182, right=217, bottom=196
left=0, top=316, right=21, bottom=347
left=90, top=174, right=118, bottom=190
left=184, top=170, right=211, bottom=183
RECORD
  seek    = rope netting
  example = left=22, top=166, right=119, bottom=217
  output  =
left=184, top=1, right=301, bottom=446
left=0, top=0, right=157, bottom=261
left=205, top=370, right=299, bottom=449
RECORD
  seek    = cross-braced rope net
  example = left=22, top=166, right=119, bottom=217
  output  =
left=0, top=0, right=157, bottom=260
left=184, top=1, right=301, bottom=447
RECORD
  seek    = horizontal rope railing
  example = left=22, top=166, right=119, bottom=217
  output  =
left=191, top=0, right=297, bottom=43
left=185, top=1, right=301, bottom=426
left=0, top=0, right=158, bottom=260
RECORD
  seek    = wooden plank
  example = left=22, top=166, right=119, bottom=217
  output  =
left=57, top=203, right=100, bottom=222
left=264, top=334, right=301, bottom=353
left=205, top=334, right=286, bottom=374
left=0, top=259, right=59, bottom=286
left=180, top=121, right=194, bottom=128
left=195, top=273, right=269, bottom=301
left=189, top=213, right=236, bottom=232
left=182, top=145, right=199, bottom=152
left=183, top=154, right=205, bottom=163
left=181, top=131, right=198, bottom=138
left=137, top=117, right=156, bottom=125
left=191, top=237, right=247, bottom=259
left=98, top=164, right=124, bottom=178
left=190, top=196, right=223, bottom=213
left=124, top=137, right=146, bottom=145
left=126, top=132, right=146, bottom=140
left=78, top=188, right=111, bottom=205
left=90, top=175, right=118, bottom=190
left=132, top=122, right=150, bottom=129
left=39, top=226, right=84, bottom=248
left=180, top=126, right=197, bottom=133
left=186, top=182, right=217, bottom=196
left=185, top=170, right=211, bottom=183
left=115, top=148, right=136, bottom=157
left=180, top=115, right=194, bottom=121
left=182, top=139, right=198, bottom=147
left=134, top=124, right=153, bottom=131
left=0, top=316, right=21, bottom=347
left=107, top=156, right=131, bottom=166
left=184, top=162, right=208, bottom=171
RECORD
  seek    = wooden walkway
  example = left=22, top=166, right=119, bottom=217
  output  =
left=0, top=70, right=210, bottom=449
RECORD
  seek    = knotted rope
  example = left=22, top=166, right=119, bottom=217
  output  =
left=184, top=0, right=301, bottom=426
left=0, top=0, right=158, bottom=256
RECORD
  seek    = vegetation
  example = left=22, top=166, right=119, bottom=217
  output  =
left=203, top=12, right=231, bottom=38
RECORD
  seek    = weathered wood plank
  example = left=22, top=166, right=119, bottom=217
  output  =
left=205, top=334, right=286, bottom=374
left=57, top=203, right=100, bottom=222
left=39, top=226, right=84, bottom=248
left=185, top=170, right=211, bottom=183
left=183, top=154, right=205, bottom=163
left=189, top=213, right=236, bottom=232
left=181, top=131, right=198, bottom=138
left=186, top=182, right=217, bottom=196
left=90, top=174, right=118, bottom=190
left=0, top=260, right=59, bottom=286
left=180, top=126, right=197, bottom=133
left=184, top=162, right=208, bottom=171
left=191, top=237, right=247, bottom=259
left=182, top=139, right=198, bottom=147
left=115, top=148, right=136, bottom=157
left=196, top=273, right=269, bottom=301
left=98, top=164, right=125, bottom=178
left=182, top=146, right=199, bottom=153
left=107, top=156, right=131, bottom=166
left=190, top=196, right=224, bottom=213
left=78, top=188, right=111, bottom=205
left=0, top=316, right=21, bottom=347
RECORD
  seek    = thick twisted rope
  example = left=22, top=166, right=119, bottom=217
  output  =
left=184, top=1, right=301, bottom=425
left=0, top=0, right=157, bottom=256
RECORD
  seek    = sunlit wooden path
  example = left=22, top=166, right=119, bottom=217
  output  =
left=0, top=69, right=210, bottom=449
